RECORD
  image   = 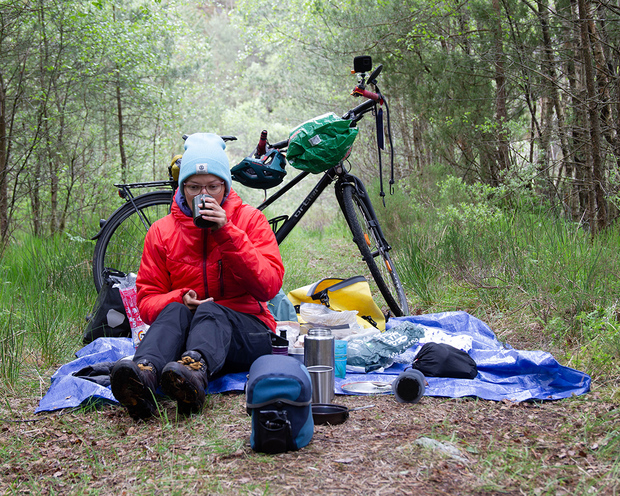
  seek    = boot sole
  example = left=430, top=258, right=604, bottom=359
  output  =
left=161, top=369, right=205, bottom=415
left=110, top=363, right=157, bottom=420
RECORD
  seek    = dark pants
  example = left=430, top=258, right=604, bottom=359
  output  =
left=134, top=302, right=273, bottom=378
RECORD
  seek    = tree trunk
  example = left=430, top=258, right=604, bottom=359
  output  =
left=491, top=0, right=511, bottom=185
left=34, top=1, right=48, bottom=237
left=565, top=0, right=588, bottom=221
left=39, top=0, right=61, bottom=235
left=537, top=0, right=569, bottom=203
left=0, top=73, right=8, bottom=246
left=116, top=73, right=127, bottom=183
left=113, top=6, right=127, bottom=182
left=578, top=0, right=607, bottom=232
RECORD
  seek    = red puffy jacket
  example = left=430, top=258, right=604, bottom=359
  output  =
left=136, top=189, right=284, bottom=331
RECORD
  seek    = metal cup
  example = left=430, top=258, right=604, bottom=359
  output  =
left=304, top=328, right=335, bottom=400
left=308, top=365, right=335, bottom=404
left=304, top=328, right=335, bottom=369
left=192, top=194, right=216, bottom=229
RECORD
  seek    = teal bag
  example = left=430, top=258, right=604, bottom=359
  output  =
left=246, top=355, right=314, bottom=453
left=287, top=112, right=358, bottom=174
left=268, top=289, right=298, bottom=322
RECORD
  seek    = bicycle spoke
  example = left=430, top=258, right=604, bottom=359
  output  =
left=92, top=191, right=173, bottom=291
left=341, top=184, right=409, bottom=317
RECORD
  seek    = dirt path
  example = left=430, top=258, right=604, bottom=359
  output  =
left=1, top=390, right=617, bottom=495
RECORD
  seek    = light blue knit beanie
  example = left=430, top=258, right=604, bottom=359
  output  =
left=178, top=133, right=232, bottom=196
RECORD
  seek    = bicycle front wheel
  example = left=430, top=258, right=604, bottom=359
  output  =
left=341, top=184, right=409, bottom=317
left=92, top=191, right=174, bottom=292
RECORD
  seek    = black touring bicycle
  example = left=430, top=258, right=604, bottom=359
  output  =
left=92, top=57, right=410, bottom=318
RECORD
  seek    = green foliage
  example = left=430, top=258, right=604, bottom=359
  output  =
left=0, top=0, right=193, bottom=243
left=565, top=308, right=620, bottom=392
left=397, top=234, right=437, bottom=307
left=0, top=233, right=93, bottom=385
left=375, top=171, right=620, bottom=387
left=437, top=176, right=507, bottom=234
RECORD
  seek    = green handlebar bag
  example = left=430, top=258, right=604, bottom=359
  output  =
left=287, top=112, right=358, bottom=174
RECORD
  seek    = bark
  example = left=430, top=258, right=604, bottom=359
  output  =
left=411, top=118, right=424, bottom=173
left=535, top=0, right=571, bottom=203
left=578, top=0, right=607, bottom=232
left=536, top=0, right=554, bottom=198
left=588, top=8, right=618, bottom=161
left=0, top=73, right=8, bottom=246
left=116, top=73, right=127, bottom=183
left=33, top=1, right=47, bottom=237
left=491, top=0, right=511, bottom=185
left=565, top=0, right=589, bottom=221
left=113, top=6, right=127, bottom=182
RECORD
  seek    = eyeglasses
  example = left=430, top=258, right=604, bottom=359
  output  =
left=184, top=182, right=225, bottom=195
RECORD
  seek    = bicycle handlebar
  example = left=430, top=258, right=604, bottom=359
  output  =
left=270, top=139, right=289, bottom=150
left=256, top=62, right=383, bottom=152
left=351, top=87, right=383, bottom=104
left=181, top=134, right=237, bottom=142
left=263, top=95, right=379, bottom=152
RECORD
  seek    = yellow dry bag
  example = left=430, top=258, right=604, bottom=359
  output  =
left=287, top=276, right=385, bottom=331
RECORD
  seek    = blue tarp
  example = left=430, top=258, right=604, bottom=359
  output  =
left=35, top=311, right=590, bottom=413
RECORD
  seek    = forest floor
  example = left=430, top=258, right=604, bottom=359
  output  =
left=1, top=377, right=618, bottom=495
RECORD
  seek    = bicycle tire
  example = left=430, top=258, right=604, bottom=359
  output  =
left=92, top=191, right=174, bottom=292
left=341, top=184, right=409, bottom=317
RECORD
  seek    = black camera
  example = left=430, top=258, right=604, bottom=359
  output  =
left=354, top=55, right=372, bottom=74
left=192, top=194, right=216, bottom=229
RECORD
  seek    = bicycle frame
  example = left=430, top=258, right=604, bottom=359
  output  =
left=258, top=163, right=391, bottom=251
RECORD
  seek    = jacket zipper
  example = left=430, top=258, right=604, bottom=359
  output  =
left=202, top=230, right=209, bottom=298
left=218, top=259, right=224, bottom=295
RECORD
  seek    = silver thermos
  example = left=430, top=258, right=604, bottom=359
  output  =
left=304, top=328, right=335, bottom=403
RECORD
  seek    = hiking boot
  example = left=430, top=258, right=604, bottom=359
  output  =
left=161, top=351, right=209, bottom=415
left=110, top=359, right=158, bottom=420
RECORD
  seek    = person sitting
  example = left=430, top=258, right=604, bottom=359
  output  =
left=110, top=132, right=284, bottom=420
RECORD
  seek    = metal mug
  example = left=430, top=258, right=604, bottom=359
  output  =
left=308, top=365, right=335, bottom=404
left=192, top=194, right=216, bottom=229
left=304, top=328, right=335, bottom=403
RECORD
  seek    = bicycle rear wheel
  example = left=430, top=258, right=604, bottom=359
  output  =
left=341, top=184, right=409, bottom=317
left=92, top=191, right=174, bottom=292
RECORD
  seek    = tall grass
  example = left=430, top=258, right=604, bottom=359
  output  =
left=375, top=173, right=620, bottom=391
left=0, top=233, right=94, bottom=387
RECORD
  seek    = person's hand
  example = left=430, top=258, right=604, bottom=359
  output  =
left=183, top=290, right=213, bottom=311
left=199, top=195, right=227, bottom=231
